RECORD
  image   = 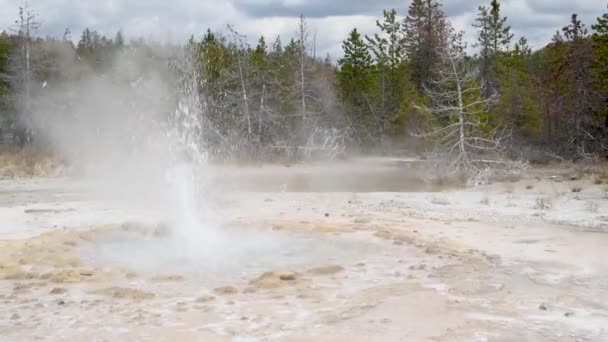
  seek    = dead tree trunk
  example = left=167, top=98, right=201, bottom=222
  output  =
left=13, top=1, right=39, bottom=143
left=228, top=26, right=253, bottom=142
left=298, top=15, right=308, bottom=123
left=412, top=29, right=515, bottom=184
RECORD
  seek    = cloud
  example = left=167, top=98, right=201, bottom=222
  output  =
left=0, top=0, right=606, bottom=60
left=233, top=0, right=406, bottom=18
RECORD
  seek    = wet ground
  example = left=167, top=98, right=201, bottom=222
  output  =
left=1, top=159, right=608, bottom=341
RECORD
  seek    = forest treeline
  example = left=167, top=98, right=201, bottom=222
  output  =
left=0, top=0, right=607, bottom=163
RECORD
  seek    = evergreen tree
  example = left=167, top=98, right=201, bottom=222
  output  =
left=251, top=36, right=270, bottom=145
left=496, top=37, right=540, bottom=139
left=0, top=33, right=15, bottom=143
left=592, top=4, right=608, bottom=131
left=365, top=9, right=411, bottom=142
left=560, top=14, right=596, bottom=156
left=403, top=0, right=447, bottom=90
left=114, top=30, right=124, bottom=48
left=366, top=9, right=406, bottom=69
left=337, top=28, right=375, bottom=143
left=338, top=29, right=373, bottom=97
left=488, top=0, right=513, bottom=52
left=473, top=0, right=513, bottom=96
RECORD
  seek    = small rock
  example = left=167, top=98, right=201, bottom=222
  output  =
left=92, top=287, right=154, bottom=300
left=125, top=272, right=138, bottom=279
left=309, top=265, right=344, bottom=276
left=214, top=286, right=238, bottom=295
left=324, top=213, right=330, bottom=217
left=539, top=304, right=548, bottom=311
left=152, top=223, right=171, bottom=237
left=195, top=296, right=215, bottom=303
left=57, top=300, right=65, bottom=305
left=50, top=288, right=67, bottom=295
left=425, top=246, right=439, bottom=254
left=279, top=272, right=297, bottom=281
left=250, top=271, right=298, bottom=289
left=564, top=312, right=575, bottom=317
left=151, top=275, right=185, bottom=282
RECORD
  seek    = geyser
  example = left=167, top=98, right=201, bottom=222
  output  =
left=28, top=45, right=215, bottom=256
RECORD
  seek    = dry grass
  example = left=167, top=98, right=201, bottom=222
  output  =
left=0, top=146, right=65, bottom=178
left=505, top=195, right=516, bottom=207
left=569, top=172, right=584, bottom=181
left=503, top=183, right=515, bottom=194
left=500, top=173, right=523, bottom=183
left=480, top=194, right=491, bottom=206
left=431, top=171, right=469, bottom=189
left=431, top=196, right=451, bottom=206
left=570, top=184, right=583, bottom=193
left=586, top=162, right=608, bottom=178
left=535, top=197, right=553, bottom=210
left=585, top=201, right=599, bottom=213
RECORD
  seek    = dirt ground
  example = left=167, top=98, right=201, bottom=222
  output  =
left=1, top=158, right=607, bottom=341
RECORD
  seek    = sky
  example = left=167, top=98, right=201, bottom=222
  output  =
left=0, top=0, right=606, bottom=60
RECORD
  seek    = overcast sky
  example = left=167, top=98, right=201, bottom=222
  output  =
left=0, top=0, right=606, bottom=59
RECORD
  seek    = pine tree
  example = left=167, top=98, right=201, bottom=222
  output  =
left=337, top=29, right=375, bottom=143
left=365, top=9, right=411, bottom=142
left=496, top=37, right=540, bottom=139
left=11, top=0, right=40, bottom=142
left=592, top=4, right=608, bottom=132
left=338, top=29, right=373, bottom=97
left=403, top=0, right=447, bottom=90
left=561, top=14, right=596, bottom=157
left=114, top=31, right=124, bottom=48
left=488, top=0, right=513, bottom=52
left=473, top=0, right=512, bottom=96
left=366, top=9, right=406, bottom=69
left=251, top=36, right=270, bottom=145
left=0, top=33, right=15, bottom=143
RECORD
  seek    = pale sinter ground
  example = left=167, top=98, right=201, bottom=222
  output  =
left=0, top=158, right=607, bottom=341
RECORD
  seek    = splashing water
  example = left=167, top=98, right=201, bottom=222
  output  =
left=165, top=162, right=220, bottom=258
left=163, top=47, right=215, bottom=256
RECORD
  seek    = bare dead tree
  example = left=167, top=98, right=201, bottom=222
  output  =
left=412, top=29, right=515, bottom=184
left=297, top=15, right=309, bottom=123
left=7, top=0, right=41, bottom=143
left=227, top=26, right=253, bottom=143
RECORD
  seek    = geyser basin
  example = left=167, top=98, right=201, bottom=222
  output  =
left=79, top=226, right=403, bottom=286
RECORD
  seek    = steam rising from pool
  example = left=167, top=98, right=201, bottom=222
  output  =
left=27, top=46, right=217, bottom=257
left=162, top=47, right=216, bottom=257
left=165, top=162, right=220, bottom=258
